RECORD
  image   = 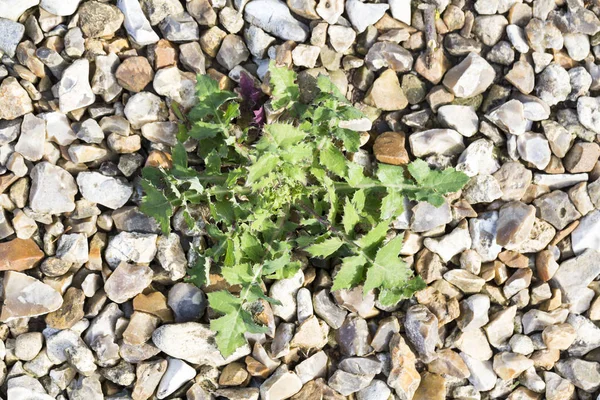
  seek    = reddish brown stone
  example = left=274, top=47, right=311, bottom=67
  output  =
left=0, top=238, right=44, bottom=271
left=115, top=56, right=154, bottom=92
left=153, top=39, right=178, bottom=70
left=373, top=131, right=410, bottom=166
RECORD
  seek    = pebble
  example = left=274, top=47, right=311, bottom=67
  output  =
left=118, top=0, right=160, bottom=45
left=443, top=52, right=495, bottom=98
left=244, top=0, right=309, bottom=42
left=152, top=322, right=251, bottom=366
left=1, top=271, right=63, bottom=322
left=76, top=172, right=133, bottom=210
left=0, top=77, right=33, bottom=120
left=104, top=262, right=154, bottom=303
left=58, top=59, right=96, bottom=113
left=115, top=56, right=154, bottom=93
left=364, top=69, right=407, bottom=111
left=346, top=0, right=388, bottom=33
left=168, top=282, right=207, bottom=322
left=0, top=18, right=24, bottom=57
left=260, top=366, right=303, bottom=399
left=535, top=63, right=571, bottom=106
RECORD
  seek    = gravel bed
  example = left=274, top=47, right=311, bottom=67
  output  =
left=0, top=0, right=600, bottom=399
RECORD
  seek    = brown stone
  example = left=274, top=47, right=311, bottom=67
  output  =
left=45, top=287, right=85, bottom=329
left=132, top=359, right=168, bottom=400
left=152, top=39, right=178, bottom=70
left=373, top=131, right=410, bottom=166
left=245, top=356, right=271, bottom=378
left=0, top=238, right=44, bottom=271
left=498, top=250, right=529, bottom=269
left=415, top=48, right=451, bottom=84
left=364, top=69, right=408, bottom=111
left=219, top=362, right=249, bottom=386
left=388, top=333, right=421, bottom=400
left=86, top=232, right=106, bottom=271
left=536, top=250, right=559, bottom=282
left=413, top=372, right=446, bottom=400
left=530, top=349, right=560, bottom=370
left=145, top=150, right=172, bottom=169
left=539, top=288, right=562, bottom=311
left=563, top=142, right=600, bottom=173
left=115, top=56, right=155, bottom=92
left=123, top=311, right=161, bottom=345
left=508, top=387, right=542, bottom=400
left=427, top=349, right=470, bottom=379
left=133, top=291, right=174, bottom=322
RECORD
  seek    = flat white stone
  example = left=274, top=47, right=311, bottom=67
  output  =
left=118, top=0, right=160, bottom=45
left=59, top=59, right=96, bottom=113
left=76, top=171, right=133, bottom=210
left=0, top=0, right=40, bottom=20
left=571, top=210, right=600, bottom=255
left=40, top=0, right=81, bottom=16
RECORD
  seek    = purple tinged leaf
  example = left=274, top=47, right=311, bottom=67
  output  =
left=253, top=106, right=265, bottom=127
left=240, top=72, right=262, bottom=107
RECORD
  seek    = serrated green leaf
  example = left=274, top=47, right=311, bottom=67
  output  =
left=187, top=253, right=211, bottom=287
left=140, top=180, right=172, bottom=234
left=342, top=197, right=360, bottom=234
left=210, top=311, right=249, bottom=357
left=320, top=142, right=347, bottom=177
left=188, top=121, right=223, bottom=140
left=172, top=142, right=188, bottom=169
left=334, top=128, right=361, bottom=153
left=357, top=220, right=390, bottom=252
left=306, top=237, right=345, bottom=258
left=380, top=191, right=404, bottom=220
left=269, top=62, right=299, bottom=110
left=406, top=159, right=430, bottom=184
left=221, top=263, right=253, bottom=285
left=264, top=123, right=307, bottom=149
left=247, top=153, right=279, bottom=184
left=407, top=159, right=470, bottom=199
left=331, top=255, right=368, bottom=291
left=364, top=235, right=410, bottom=294
left=316, top=74, right=348, bottom=103
left=241, top=232, right=263, bottom=263
left=378, top=277, right=426, bottom=307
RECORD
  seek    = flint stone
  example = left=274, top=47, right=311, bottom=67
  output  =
left=244, top=0, right=309, bottom=42
left=118, top=0, right=160, bottom=45
left=77, top=172, right=133, bottom=210
left=152, top=322, right=251, bottom=366
left=29, top=162, right=78, bottom=215
left=443, top=52, right=495, bottom=98
left=1, top=271, right=63, bottom=322
left=551, top=249, right=600, bottom=304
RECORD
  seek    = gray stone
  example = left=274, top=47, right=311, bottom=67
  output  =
left=443, top=52, right=495, bottom=98
left=534, top=190, right=580, bottom=230
left=551, top=249, right=600, bottom=305
left=168, top=283, right=207, bottom=322
left=404, top=304, right=439, bottom=363
left=15, top=113, right=45, bottom=162
left=105, top=232, right=157, bottom=268
left=159, top=13, right=200, bottom=42
left=346, top=0, right=388, bottom=33
left=517, top=132, right=551, bottom=170
left=0, top=18, right=24, bottom=57
left=554, top=358, right=600, bottom=392
left=104, top=262, right=153, bottom=303
left=0, top=78, right=33, bottom=121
